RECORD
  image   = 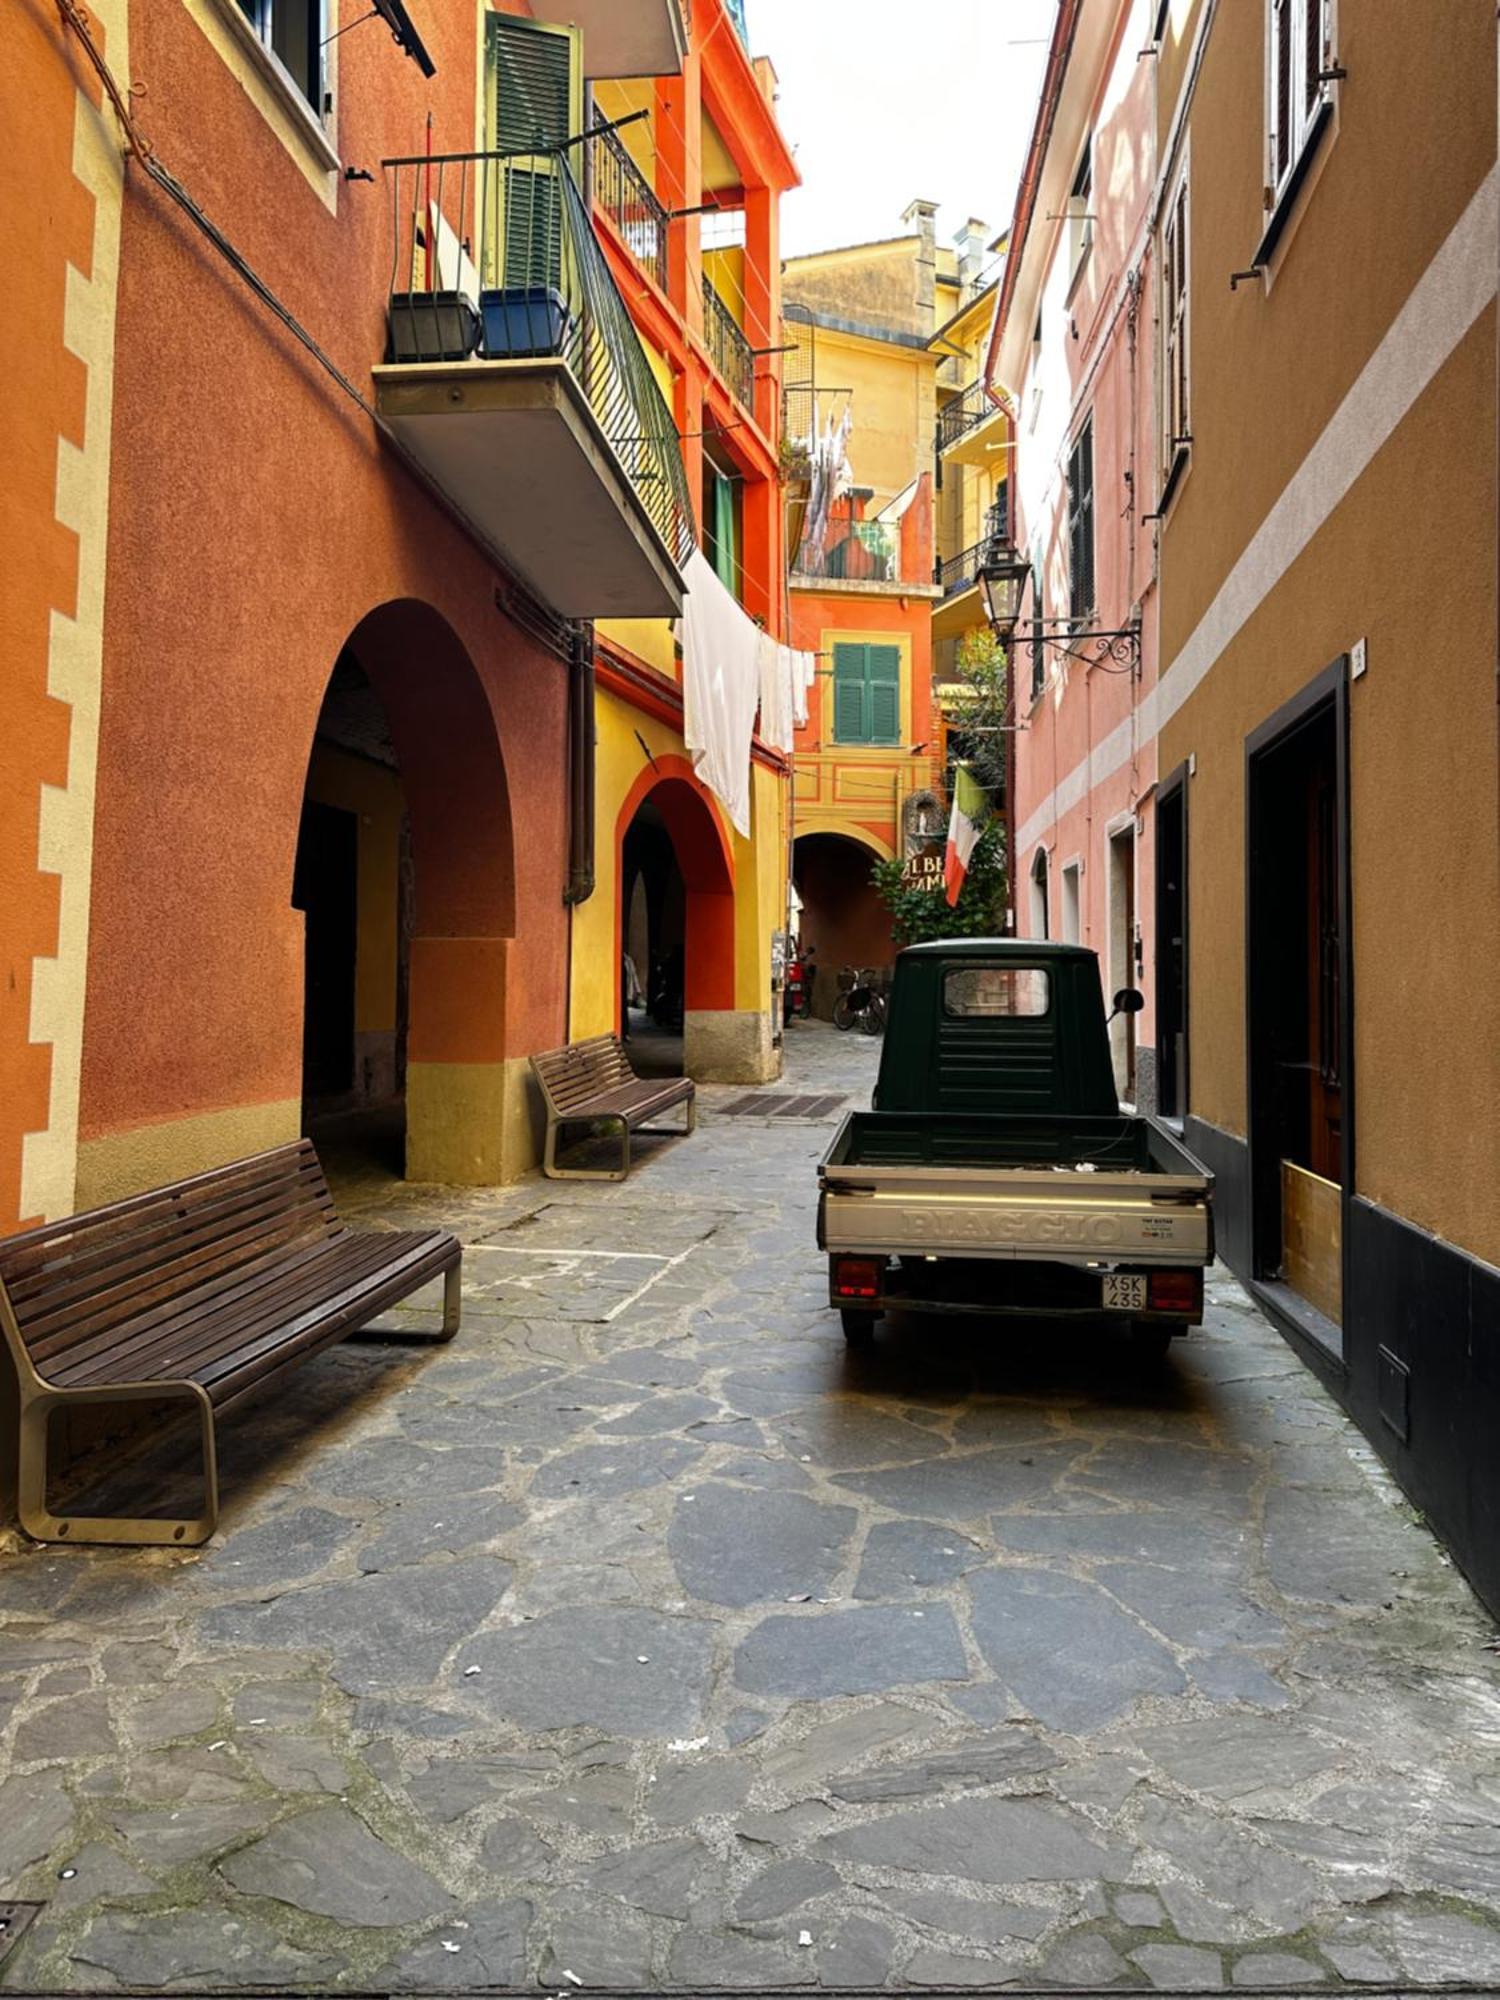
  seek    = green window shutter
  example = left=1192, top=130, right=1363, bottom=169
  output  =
left=486, top=15, right=580, bottom=154
left=833, top=644, right=869, bottom=743
left=485, top=16, right=581, bottom=292
left=867, top=644, right=901, bottom=745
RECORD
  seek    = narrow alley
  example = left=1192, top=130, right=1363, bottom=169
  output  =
left=2, top=1026, right=1498, bottom=1993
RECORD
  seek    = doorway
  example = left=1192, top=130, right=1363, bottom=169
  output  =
left=1028, top=848, right=1050, bottom=939
left=791, top=831, right=891, bottom=1020
left=1155, top=770, right=1188, bottom=1120
left=1247, top=667, right=1349, bottom=1345
left=292, top=800, right=359, bottom=1104
left=1107, top=822, right=1137, bottom=1102
left=621, top=800, right=687, bottom=1076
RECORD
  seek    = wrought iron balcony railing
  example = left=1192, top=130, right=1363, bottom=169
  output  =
left=794, top=495, right=907, bottom=585
left=381, top=145, right=695, bottom=571
left=703, top=272, right=756, bottom=410
left=590, top=124, right=669, bottom=295
left=935, top=488, right=1010, bottom=596
left=936, top=379, right=996, bottom=452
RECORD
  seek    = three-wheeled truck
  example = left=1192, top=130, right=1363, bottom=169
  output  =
left=817, top=940, right=1214, bottom=1358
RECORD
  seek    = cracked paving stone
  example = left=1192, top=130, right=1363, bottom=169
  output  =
left=820, top=1915, right=896, bottom=1986
left=530, top=1436, right=704, bottom=1500
left=1139, top=1715, right=1341, bottom=1802
left=232, top=1680, right=321, bottom=1728
left=220, top=1802, right=452, bottom=1925
left=1037, top=1931, right=1134, bottom=1985
left=734, top=1603, right=966, bottom=1699
left=735, top=1857, right=842, bottom=1919
left=1191, top=1651, right=1291, bottom=1708
left=48, top=1841, right=157, bottom=1910
left=0, top=1769, right=73, bottom=1886
left=1136, top=1796, right=1330, bottom=1929
left=829, top=1730, right=1059, bottom=1802
left=880, top=1886, right=1053, bottom=1943
left=1264, top=1487, right=1436, bottom=1604
left=106, top=1802, right=277, bottom=1866
left=994, top=1510, right=1248, bottom=1566
left=379, top=1898, right=531, bottom=1990
left=969, top=1567, right=1185, bottom=1731
left=1132, top=1942, right=1226, bottom=1988
left=759, top=1703, right=926, bottom=1788
left=68, top=1907, right=345, bottom=1988
left=352, top=1697, right=477, bottom=1740
left=357, top=1495, right=523, bottom=1571
left=668, top=1484, right=857, bottom=1608
left=1231, top=1950, right=1329, bottom=1984
left=1095, top=1560, right=1286, bottom=1652
left=579, top=1836, right=712, bottom=1919
left=316, top=1437, right=507, bottom=1498
left=597, top=1391, right=722, bottom=1435
left=539, top=1894, right=654, bottom=1987
left=407, top=1752, right=559, bottom=1822
left=646, top=1755, right=753, bottom=1823
left=481, top=1815, right=558, bottom=1875
left=1321, top=1940, right=1401, bottom=1982
left=239, top=1731, right=350, bottom=1793
left=127, top=1686, right=222, bottom=1746
left=853, top=1521, right=985, bottom=1598
left=1114, top=1889, right=1166, bottom=1928
left=13, top=1691, right=114, bottom=1762
left=1075, top=1439, right=1257, bottom=1514
left=198, top=1555, right=513, bottom=1696
left=822, top=1795, right=1128, bottom=1884
left=196, top=1505, right=352, bottom=1589
left=668, top=1929, right=816, bottom=1987
left=833, top=1442, right=1085, bottom=1522
left=459, top=1606, right=716, bottom=1737
left=770, top=1401, right=951, bottom=1471
left=126, top=1745, right=253, bottom=1805
left=738, top=1801, right=838, bottom=1847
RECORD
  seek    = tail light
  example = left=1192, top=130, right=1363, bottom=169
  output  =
left=832, top=1256, right=882, bottom=1301
left=1148, top=1269, right=1202, bottom=1315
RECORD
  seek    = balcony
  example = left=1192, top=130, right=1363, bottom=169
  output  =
left=373, top=149, right=694, bottom=620
left=792, top=492, right=938, bottom=596
left=528, top=0, right=687, bottom=78
left=703, top=273, right=756, bottom=411
left=933, top=492, right=1010, bottom=636
left=591, top=124, right=669, bottom=293
left=937, top=378, right=1008, bottom=466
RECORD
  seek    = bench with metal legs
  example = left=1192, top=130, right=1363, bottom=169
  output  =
left=533, top=1034, right=697, bottom=1181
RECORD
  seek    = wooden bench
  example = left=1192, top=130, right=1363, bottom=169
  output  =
left=531, top=1034, right=696, bottom=1181
left=0, top=1140, right=461, bottom=1548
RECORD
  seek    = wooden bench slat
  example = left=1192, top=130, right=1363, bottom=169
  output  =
left=531, top=1034, right=695, bottom=1181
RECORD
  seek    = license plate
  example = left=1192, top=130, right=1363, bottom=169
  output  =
left=1102, top=1274, right=1147, bottom=1311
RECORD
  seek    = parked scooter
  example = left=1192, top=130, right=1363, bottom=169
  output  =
left=784, top=940, right=815, bottom=1022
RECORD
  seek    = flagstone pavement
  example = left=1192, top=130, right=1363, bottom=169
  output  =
left=2, top=1024, right=1499, bottom=1993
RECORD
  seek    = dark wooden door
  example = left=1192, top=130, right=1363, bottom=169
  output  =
left=293, top=801, right=358, bottom=1103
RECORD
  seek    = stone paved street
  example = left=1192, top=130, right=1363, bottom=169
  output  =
left=3, top=1025, right=1500, bottom=1992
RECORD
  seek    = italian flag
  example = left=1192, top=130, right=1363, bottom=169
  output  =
left=944, top=762, right=988, bottom=906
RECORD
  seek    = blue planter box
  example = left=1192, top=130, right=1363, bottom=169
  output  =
left=480, top=286, right=571, bottom=359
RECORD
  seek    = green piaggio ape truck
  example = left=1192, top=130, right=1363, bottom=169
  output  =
left=816, top=940, right=1214, bottom=1359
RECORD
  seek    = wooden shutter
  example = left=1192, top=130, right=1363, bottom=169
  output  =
left=1068, top=419, right=1095, bottom=620
left=833, top=644, right=869, bottom=743
left=1305, top=0, right=1324, bottom=113
left=867, top=645, right=901, bottom=745
left=485, top=16, right=581, bottom=291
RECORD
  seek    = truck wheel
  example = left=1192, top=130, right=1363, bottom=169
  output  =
left=841, top=1310, right=878, bottom=1346
left=1128, top=1322, right=1173, bottom=1366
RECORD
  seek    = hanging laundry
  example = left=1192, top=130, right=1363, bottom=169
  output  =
left=756, top=633, right=802, bottom=754
left=679, top=547, right=760, bottom=837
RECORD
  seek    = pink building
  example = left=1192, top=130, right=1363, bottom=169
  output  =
left=985, top=0, right=1163, bottom=1109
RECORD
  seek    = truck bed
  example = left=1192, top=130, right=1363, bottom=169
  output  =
left=818, top=1111, right=1213, bottom=1267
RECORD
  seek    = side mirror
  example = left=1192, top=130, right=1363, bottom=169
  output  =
left=1108, top=987, right=1145, bottom=1022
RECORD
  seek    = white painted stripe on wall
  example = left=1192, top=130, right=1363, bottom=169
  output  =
left=1018, top=164, right=1499, bottom=860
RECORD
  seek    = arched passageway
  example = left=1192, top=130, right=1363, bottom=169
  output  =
left=293, top=600, right=516, bottom=1183
left=792, top=831, right=892, bottom=1020
left=617, top=767, right=735, bottom=1080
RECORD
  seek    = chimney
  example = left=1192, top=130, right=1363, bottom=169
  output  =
left=902, top=197, right=938, bottom=330
left=955, top=216, right=990, bottom=301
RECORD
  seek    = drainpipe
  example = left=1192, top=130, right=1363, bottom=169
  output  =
left=565, top=624, right=596, bottom=909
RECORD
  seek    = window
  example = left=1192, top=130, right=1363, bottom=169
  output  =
left=944, top=967, right=1050, bottom=1018
left=1162, top=171, right=1190, bottom=492
left=1067, top=141, right=1094, bottom=288
left=1029, top=849, right=1050, bottom=939
left=832, top=642, right=901, bottom=746
left=486, top=15, right=581, bottom=290
left=1267, top=0, right=1331, bottom=212
left=237, top=0, right=322, bottom=110
left=1067, top=416, right=1095, bottom=622
left=1061, top=861, right=1081, bottom=944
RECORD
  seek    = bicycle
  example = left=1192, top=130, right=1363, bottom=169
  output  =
left=833, top=966, right=887, bottom=1036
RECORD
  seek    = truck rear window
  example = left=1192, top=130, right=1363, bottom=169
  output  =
left=943, top=966, right=1050, bottom=1017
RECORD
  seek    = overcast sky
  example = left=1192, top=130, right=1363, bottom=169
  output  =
left=749, top=0, right=1058, bottom=263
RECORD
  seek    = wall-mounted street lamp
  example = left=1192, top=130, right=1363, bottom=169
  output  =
left=977, top=547, right=1033, bottom=639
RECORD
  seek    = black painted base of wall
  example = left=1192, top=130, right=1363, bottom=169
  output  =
left=1184, top=1116, right=1500, bottom=1621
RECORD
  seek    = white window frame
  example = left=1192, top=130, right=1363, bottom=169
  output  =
left=209, top=0, right=340, bottom=173
left=1265, top=0, right=1332, bottom=214
left=1161, top=155, right=1191, bottom=491
left=1066, top=139, right=1094, bottom=296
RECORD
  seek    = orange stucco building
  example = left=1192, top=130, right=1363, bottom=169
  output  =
left=2, top=0, right=791, bottom=1229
